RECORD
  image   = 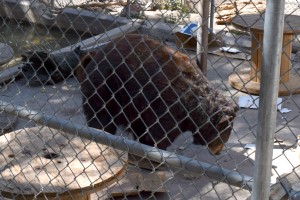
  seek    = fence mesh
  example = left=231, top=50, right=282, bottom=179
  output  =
left=0, top=0, right=300, bottom=199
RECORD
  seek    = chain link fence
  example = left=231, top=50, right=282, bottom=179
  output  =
left=0, top=0, right=300, bottom=199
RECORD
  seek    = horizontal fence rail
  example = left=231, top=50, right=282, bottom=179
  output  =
left=0, top=100, right=254, bottom=190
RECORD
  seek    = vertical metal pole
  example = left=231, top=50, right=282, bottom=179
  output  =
left=252, top=1, right=285, bottom=200
left=210, top=0, right=214, bottom=30
left=126, top=0, right=131, bottom=19
left=196, top=0, right=203, bottom=71
left=201, top=0, right=209, bottom=76
left=50, top=0, right=54, bottom=10
left=196, top=0, right=209, bottom=76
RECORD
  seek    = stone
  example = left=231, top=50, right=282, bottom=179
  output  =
left=0, top=65, right=22, bottom=84
left=0, top=43, right=14, bottom=65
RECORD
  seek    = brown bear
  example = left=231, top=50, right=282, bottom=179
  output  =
left=80, top=34, right=238, bottom=155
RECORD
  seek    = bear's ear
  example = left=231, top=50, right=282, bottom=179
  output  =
left=216, top=115, right=233, bottom=130
left=74, top=46, right=82, bottom=55
left=75, top=52, right=96, bottom=84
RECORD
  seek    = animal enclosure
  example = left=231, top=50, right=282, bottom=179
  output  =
left=0, top=0, right=300, bottom=199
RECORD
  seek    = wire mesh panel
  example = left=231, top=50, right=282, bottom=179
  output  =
left=0, top=0, right=300, bottom=199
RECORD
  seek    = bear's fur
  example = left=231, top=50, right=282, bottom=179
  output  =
left=80, top=34, right=238, bottom=155
left=21, top=47, right=82, bottom=86
left=75, top=51, right=97, bottom=84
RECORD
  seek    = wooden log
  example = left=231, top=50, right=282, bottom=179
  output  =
left=0, top=65, right=22, bottom=85
left=52, top=22, right=141, bottom=54
left=69, top=1, right=128, bottom=9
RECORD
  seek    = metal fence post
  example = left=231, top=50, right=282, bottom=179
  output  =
left=209, top=0, right=214, bottom=30
left=126, top=0, right=131, bottom=19
left=196, top=0, right=209, bottom=76
left=252, top=1, right=286, bottom=200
